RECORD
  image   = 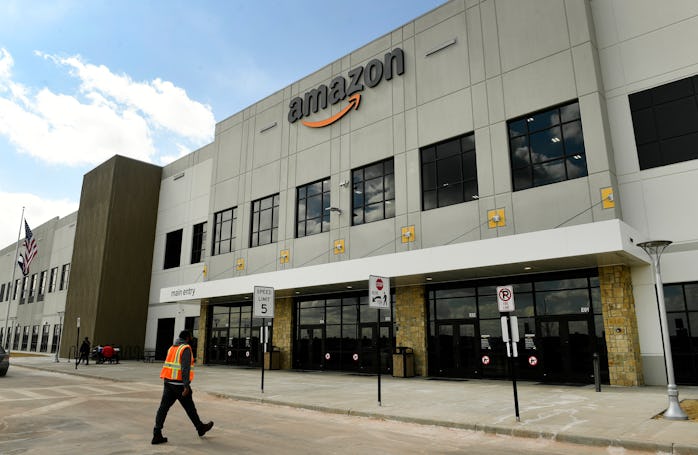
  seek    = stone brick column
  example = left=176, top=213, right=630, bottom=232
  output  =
left=599, top=265, right=644, bottom=386
left=274, top=297, right=293, bottom=369
left=198, top=299, right=209, bottom=363
left=395, top=285, right=427, bottom=376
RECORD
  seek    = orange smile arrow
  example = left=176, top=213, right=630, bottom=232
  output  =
left=302, top=93, right=361, bottom=128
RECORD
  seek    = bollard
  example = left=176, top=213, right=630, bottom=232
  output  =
left=593, top=352, right=601, bottom=392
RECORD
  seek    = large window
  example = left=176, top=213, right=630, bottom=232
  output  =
left=59, top=264, right=70, bottom=291
left=421, top=133, right=478, bottom=210
left=163, top=229, right=183, bottom=269
left=630, top=76, right=698, bottom=170
left=191, top=222, right=207, bottom=264
left=38, top=270, right=46, bottom=299
left=250, top=194, right=279, bottom=247
left=352, top=158, right=395, bottom=225
left=508, top=100, right=588, bottom=191
left=664, top=282, right=698, bottom=384
left=296, top=178, right=331, bottom=238
left=48, top=267, right=58, bottom=293
left=213, top=207, right=238, bottom=255
left=28, top=273, right=37, bottom=301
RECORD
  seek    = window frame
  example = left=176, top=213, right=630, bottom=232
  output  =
left=351, top=158, right=395, bottom=226
left=420, top=132, right=479, bottom=211
left=296, top=177, right=331, bottom=238
left=212, top=207, right=238, bottom=256
left=507, top=100, right=588, bottom=191
left=250, top=194, right=280, bottom=248
left=59, top=264, right=70, bottom=291
left=629, top=76, right=698, bottom=170
left=191, top=221, right=207, bottom=264
left=163, top=228, right=183, bottom=270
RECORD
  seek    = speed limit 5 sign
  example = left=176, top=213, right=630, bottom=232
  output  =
left=253, top=286, right=275, bottom=318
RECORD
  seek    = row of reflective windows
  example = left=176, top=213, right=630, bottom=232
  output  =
left=0, top=263, right=70, bottom=303
left=167, top=74, right=698, bottom=269
left=165, top=100, right=589, bottom=269
left=0, top=324, right=61, bottom=353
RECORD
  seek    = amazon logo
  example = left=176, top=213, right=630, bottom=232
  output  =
left=288, top=48, right=404, bottom=128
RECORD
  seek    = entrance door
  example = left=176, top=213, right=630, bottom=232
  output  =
left=538, top=316, right=594, bottom=383
left=155, top=318, right=175, bottom=361
left=433, top=321, right=478, bottom=377
left=297, top=325, right=324, bottom=370
left=358, top=323, right=392, bottom=374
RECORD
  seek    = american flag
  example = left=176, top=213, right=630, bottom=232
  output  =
left=17, top=220, right=38, bottom=276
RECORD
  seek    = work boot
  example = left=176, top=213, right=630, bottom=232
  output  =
left=151, top=429, right=168, bottom=444
left=197, top=421, right=214, bottom=437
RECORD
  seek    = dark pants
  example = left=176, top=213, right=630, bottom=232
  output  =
left=154, top=381, right=203, bottom=431
left=79, top=352, right=89, bottom=365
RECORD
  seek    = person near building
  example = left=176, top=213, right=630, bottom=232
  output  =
left=152, top=330, right=213, bottom=444
left=78, top=337, right=91, bottom=365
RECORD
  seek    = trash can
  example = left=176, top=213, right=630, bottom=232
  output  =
left=392, top=347, right=415, bottom=377
left=264, top=347, right=281, bottom=370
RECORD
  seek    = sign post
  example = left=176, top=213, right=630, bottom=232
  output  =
left=254, top=286, right=274, bottom=393
left=497, top=285, right=520, bottom=422
left=75, top=317, right=80, bottom=370
left=369, top=275, right=390, bottom=407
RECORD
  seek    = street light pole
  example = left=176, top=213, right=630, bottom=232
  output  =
left=637, top=240, right=688, bottom=420
left=54, top=311, right=64, bottom=363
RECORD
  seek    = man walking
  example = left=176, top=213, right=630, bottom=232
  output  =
left=152, top=330, right=213, bottom=444
left=78, top=337, right=91, bottom=365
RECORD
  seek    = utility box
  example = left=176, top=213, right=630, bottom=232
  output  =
left=264, top=349, right=280, bottom=370
left=392, top=347, right=415, bottom=377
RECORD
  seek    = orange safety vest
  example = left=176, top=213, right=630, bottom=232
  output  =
left=160, top=344, right=195, bottom=381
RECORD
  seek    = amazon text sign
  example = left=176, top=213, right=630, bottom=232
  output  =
left=288, top=48, right=404, bottom=128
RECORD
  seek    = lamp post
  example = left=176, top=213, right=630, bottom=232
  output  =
left=54, top=311, right=64, bottom=363
left=637, top=240, right=688, bottom=420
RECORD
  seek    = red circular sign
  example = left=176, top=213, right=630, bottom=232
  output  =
left=376, top=278, right=383, bottom=291
left=528, top=356, right=538, bottom=366
left=498, top=288, right=512, bottom=302
left=481, top=355, right=490, bottom=365
left=325, top=353, right=331, bottom=360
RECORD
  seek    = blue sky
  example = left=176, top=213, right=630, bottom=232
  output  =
left=0, top=0, right=446, bottom=247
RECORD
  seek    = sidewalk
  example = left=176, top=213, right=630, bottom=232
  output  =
left=11, top=355, right=698, bottom=454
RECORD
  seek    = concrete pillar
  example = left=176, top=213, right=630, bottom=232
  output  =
left=395, top=285, right=428, bottom=376
left=599, top=265, right=644, bottom=386
left=198, top=299, right=209, bottom=363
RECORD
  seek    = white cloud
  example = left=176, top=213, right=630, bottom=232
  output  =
left=51, top=54, right=215, bottom=142
left=0, top=191, right=78, bottom=249
left=0, top=48, right=215, bottom=167
left=0, top=48, right=12, bottom=81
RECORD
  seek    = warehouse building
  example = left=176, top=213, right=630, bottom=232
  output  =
left=2, top=0, right=698, bottom=387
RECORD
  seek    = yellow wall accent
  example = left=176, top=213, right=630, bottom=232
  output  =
left=601, top=187, right=615, bottom=209
left=235, top=258, right=245, bottom=271
left=487, top=208, right=506, bottom=228
left=334, top=239, right=345, bottom=254
left=279, top=249, right=290, bottom=264
left=401, top=225, right=415, bottom=243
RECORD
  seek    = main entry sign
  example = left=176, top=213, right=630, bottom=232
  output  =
left=369, top=275, right=390, bottom=309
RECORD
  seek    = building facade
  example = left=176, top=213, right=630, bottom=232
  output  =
left=2, top=0, right=698, bottom=387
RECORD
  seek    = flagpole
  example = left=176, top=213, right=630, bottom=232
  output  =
left=3, top=207, right=24, bottom=350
